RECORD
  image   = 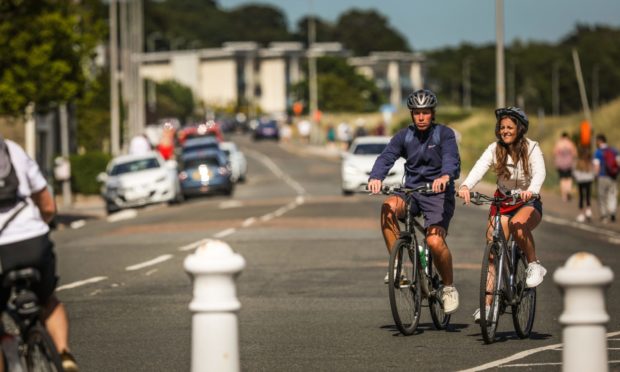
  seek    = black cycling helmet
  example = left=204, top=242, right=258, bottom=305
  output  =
left=495, top=106, right=529, bottom=133
left=406, top=89, right=438, bottom=110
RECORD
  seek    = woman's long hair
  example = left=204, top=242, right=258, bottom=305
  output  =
left=494, top=117, right=530, bottom=180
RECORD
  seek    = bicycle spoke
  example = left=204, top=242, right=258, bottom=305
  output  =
left=388, top=239, right=422, bottom=335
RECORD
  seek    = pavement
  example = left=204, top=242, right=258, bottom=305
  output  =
left=55, top=140, right=620, bottom=237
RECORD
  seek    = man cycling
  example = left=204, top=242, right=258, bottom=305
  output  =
left=0, top=137, right=78, bottom=371
left=367, top=89, right=461, bottom=314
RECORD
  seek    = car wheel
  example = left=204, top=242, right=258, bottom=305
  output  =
left=342, top=189, right=354, bottom=196
left=106, top=202, right=120, bottom=215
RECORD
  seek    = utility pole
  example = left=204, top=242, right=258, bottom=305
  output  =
left=109, top=0, right=120, bottom=156
left=592, top=64, right=599, bottom=111
left=308, top=0, right=319, bottom=144
left=572, top=48, right=592, bottom=127
left=552, top=62, right=560, bottom=116
left=495, top=0, right=506, bottom=108
left=462, top=57, right=471, bottom=110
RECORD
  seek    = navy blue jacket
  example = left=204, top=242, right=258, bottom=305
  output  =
left=369, top=123, right=460, bottom=187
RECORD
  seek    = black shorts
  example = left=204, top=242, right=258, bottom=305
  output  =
left=504, top=198, right=544, bottom=218
left=0, top=234, right=58, bottom=311
left=557, top=168, right=572, bottom=179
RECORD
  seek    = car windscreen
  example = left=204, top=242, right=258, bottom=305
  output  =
left=110, top=158, right=160, bottom=175
left=183, top=157, right=220, bottom=169
left=352, top=143, right=387, bottom=155
left=182, top=143, right=219, bottom=154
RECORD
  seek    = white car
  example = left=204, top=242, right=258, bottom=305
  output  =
left=341, top=136, right=406, bottom=195
left=98, top=152, right=182, bottom=214
left=219, top=141, right=247, bottom=183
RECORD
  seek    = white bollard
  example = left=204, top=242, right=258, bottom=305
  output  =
left=554, top=252, right=614, bottom=372
left=184, top=239, right=246, bottom=372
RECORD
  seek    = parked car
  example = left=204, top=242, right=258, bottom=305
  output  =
left=253, top=119, right=279, bottom=141
left=181, top=136, right=221, bottom=156
left=178, top=150, right=233, bottom=197
left=219, top=141, right=247, bottom=183
left=97, top=152, right=182, bottom=214
left=340, top=136, right=406, bottom=195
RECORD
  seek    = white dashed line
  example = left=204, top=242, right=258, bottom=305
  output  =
left=107, top=209, right=138, bottom=223
left=70, top=219, right=86, bottom=229
left=126, top=254, right=173, bottom=271
left=56, top=276, right=108, bottom=292
left=214, top=228, right=236, bottom=238
left=178, top=239, right=208, bottom=252
left=242, top=217, right=256, bottom=227
left=460, top=330, right=620, bottom=371
left=260, top=213, right=274, bottom=222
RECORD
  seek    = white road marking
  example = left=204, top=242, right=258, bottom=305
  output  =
left=219, top=200, right=243, bottom=209
left=246, top=149, right=306, bottom=195
left=125, top=254, right=173, bottom=271
left=460, top=331, right=620, bottom=371
left=178, top=239, right=208, bottom=252
left=145, top=269, right=158, bottom=276
left=107, top=209, right=138, bottom=223
left=260, top=213, right=274, bottom=222
left=500, top=362, right=562, bottom=368
left=214, top=228, right=236, bottom=238
left=242, top=217, right=256, bottom=227
left=56, top=276, right=108, bottom=292
left=542, top=214, right=620, bottom=243
left=70, top=219, right=86, bottom=229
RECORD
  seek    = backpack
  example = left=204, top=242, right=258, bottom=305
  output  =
left=603, top=147, right=619, bottom=179
left=0, top=139, right=20, bottom=208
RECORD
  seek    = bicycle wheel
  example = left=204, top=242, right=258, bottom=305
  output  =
left=428, top=264, right=450, bottom=330
left=480, top=242, right=502, bottom=344
left=24, top=324, right=63, bottom=372
left=388, top=238, right=422, bottom=335
left=512, top=249, right=537, bottom=338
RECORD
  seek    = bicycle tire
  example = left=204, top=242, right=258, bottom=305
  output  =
left=512, top=249, right=537, bottom=338
left=428, top=268, right=450, bottom=330
left=388, top=238, right=421, bottom=335
left=24, top=324, right=63, bottom=372
left=480, top=242, right=502, bottom=344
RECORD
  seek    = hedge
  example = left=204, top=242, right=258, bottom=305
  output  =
left=69, top=152, right=111, bottom=195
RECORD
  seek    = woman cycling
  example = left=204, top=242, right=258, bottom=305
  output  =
left=457, top=107, right=546, bottom=322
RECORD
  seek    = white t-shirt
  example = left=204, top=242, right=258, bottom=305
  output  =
left=0, top=140, right=50, bottom=245
left=460, top=138, right=546, bottom=195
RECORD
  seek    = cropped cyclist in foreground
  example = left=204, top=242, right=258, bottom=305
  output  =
left=368, top=89, right=461, bottom=314
left=457, top=107, right=547, bottom=322
left=0, top=138, right=78, bottom=371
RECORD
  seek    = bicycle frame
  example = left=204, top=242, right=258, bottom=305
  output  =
left=489, top=208, right=519, bottom=306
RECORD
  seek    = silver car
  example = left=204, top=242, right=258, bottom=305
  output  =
left=219, top=141, right=247, bottom=183
left=98, top=152, right=182, bottom=214
left=341, top=136, right=405, bottom=195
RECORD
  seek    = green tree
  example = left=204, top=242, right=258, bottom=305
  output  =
left=293, top=57, right=385, bottom=112
left=227, top=4, right=291, bottom=45
left=334, top=9, right=410, bottom=56
left=0, top=0, right=104, bottom=116
left=153, top=80, right=195, bottom=123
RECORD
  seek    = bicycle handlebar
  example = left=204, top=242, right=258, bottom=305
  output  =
left=464, top=191, right=540, bottom=206
left=380, top=183, right=436, bottom=195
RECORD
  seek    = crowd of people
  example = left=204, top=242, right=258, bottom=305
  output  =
left=553, top=131, right=619, bottom=223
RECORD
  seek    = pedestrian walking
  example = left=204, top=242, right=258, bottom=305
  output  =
left=593, top=134, right=619, bottom=223
left=573, top=147, right=595, bottom=222
left=553, top=132, right=577, bottom=202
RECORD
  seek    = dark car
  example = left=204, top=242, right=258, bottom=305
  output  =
left=178, top=150, right=233, bottom=197
left=181, top=136, right=221, bottom=156
left=253, top=120, right=280, bottom=141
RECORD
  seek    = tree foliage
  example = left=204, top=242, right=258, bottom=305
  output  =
left=153, top=80, right=195, bottom=123
left=0, top=0, right=104, bottom=116
left=333, top=9, right=411, bottom=56
left=292, top=57, right=385, bottom=112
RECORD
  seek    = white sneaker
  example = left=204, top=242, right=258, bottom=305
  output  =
left=473, top=306, right=491, bottom=324
left=442, top=286, right=459, bottom=314
left=576, top=213, right=585, bottom=223
left=384, top=272, right=389, bottom=284
left=526, top=261, right=547, bottom=288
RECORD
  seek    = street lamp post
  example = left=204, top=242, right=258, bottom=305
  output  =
left=495, top=0, right=506, bottom=108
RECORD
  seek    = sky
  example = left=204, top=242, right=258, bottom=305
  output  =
left=217, top=0, right=620, bottom=51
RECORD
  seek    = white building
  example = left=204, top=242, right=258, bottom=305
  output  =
left=139, top=42, right=425, bottom=116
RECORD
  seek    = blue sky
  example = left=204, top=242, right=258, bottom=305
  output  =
left=217, top=0, right=620, bottom=51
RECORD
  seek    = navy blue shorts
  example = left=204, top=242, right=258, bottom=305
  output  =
left=397, top=191, right=456, bottom=232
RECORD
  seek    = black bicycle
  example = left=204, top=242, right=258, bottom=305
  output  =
left=468, top=191, right=538, bottom=344
left=381, top=184, right=450, bottom=336
left=1, top=267, right=63, bottom=371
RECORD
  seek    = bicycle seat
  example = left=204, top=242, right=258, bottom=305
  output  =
left=2, top=268, right=41, bottom=288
